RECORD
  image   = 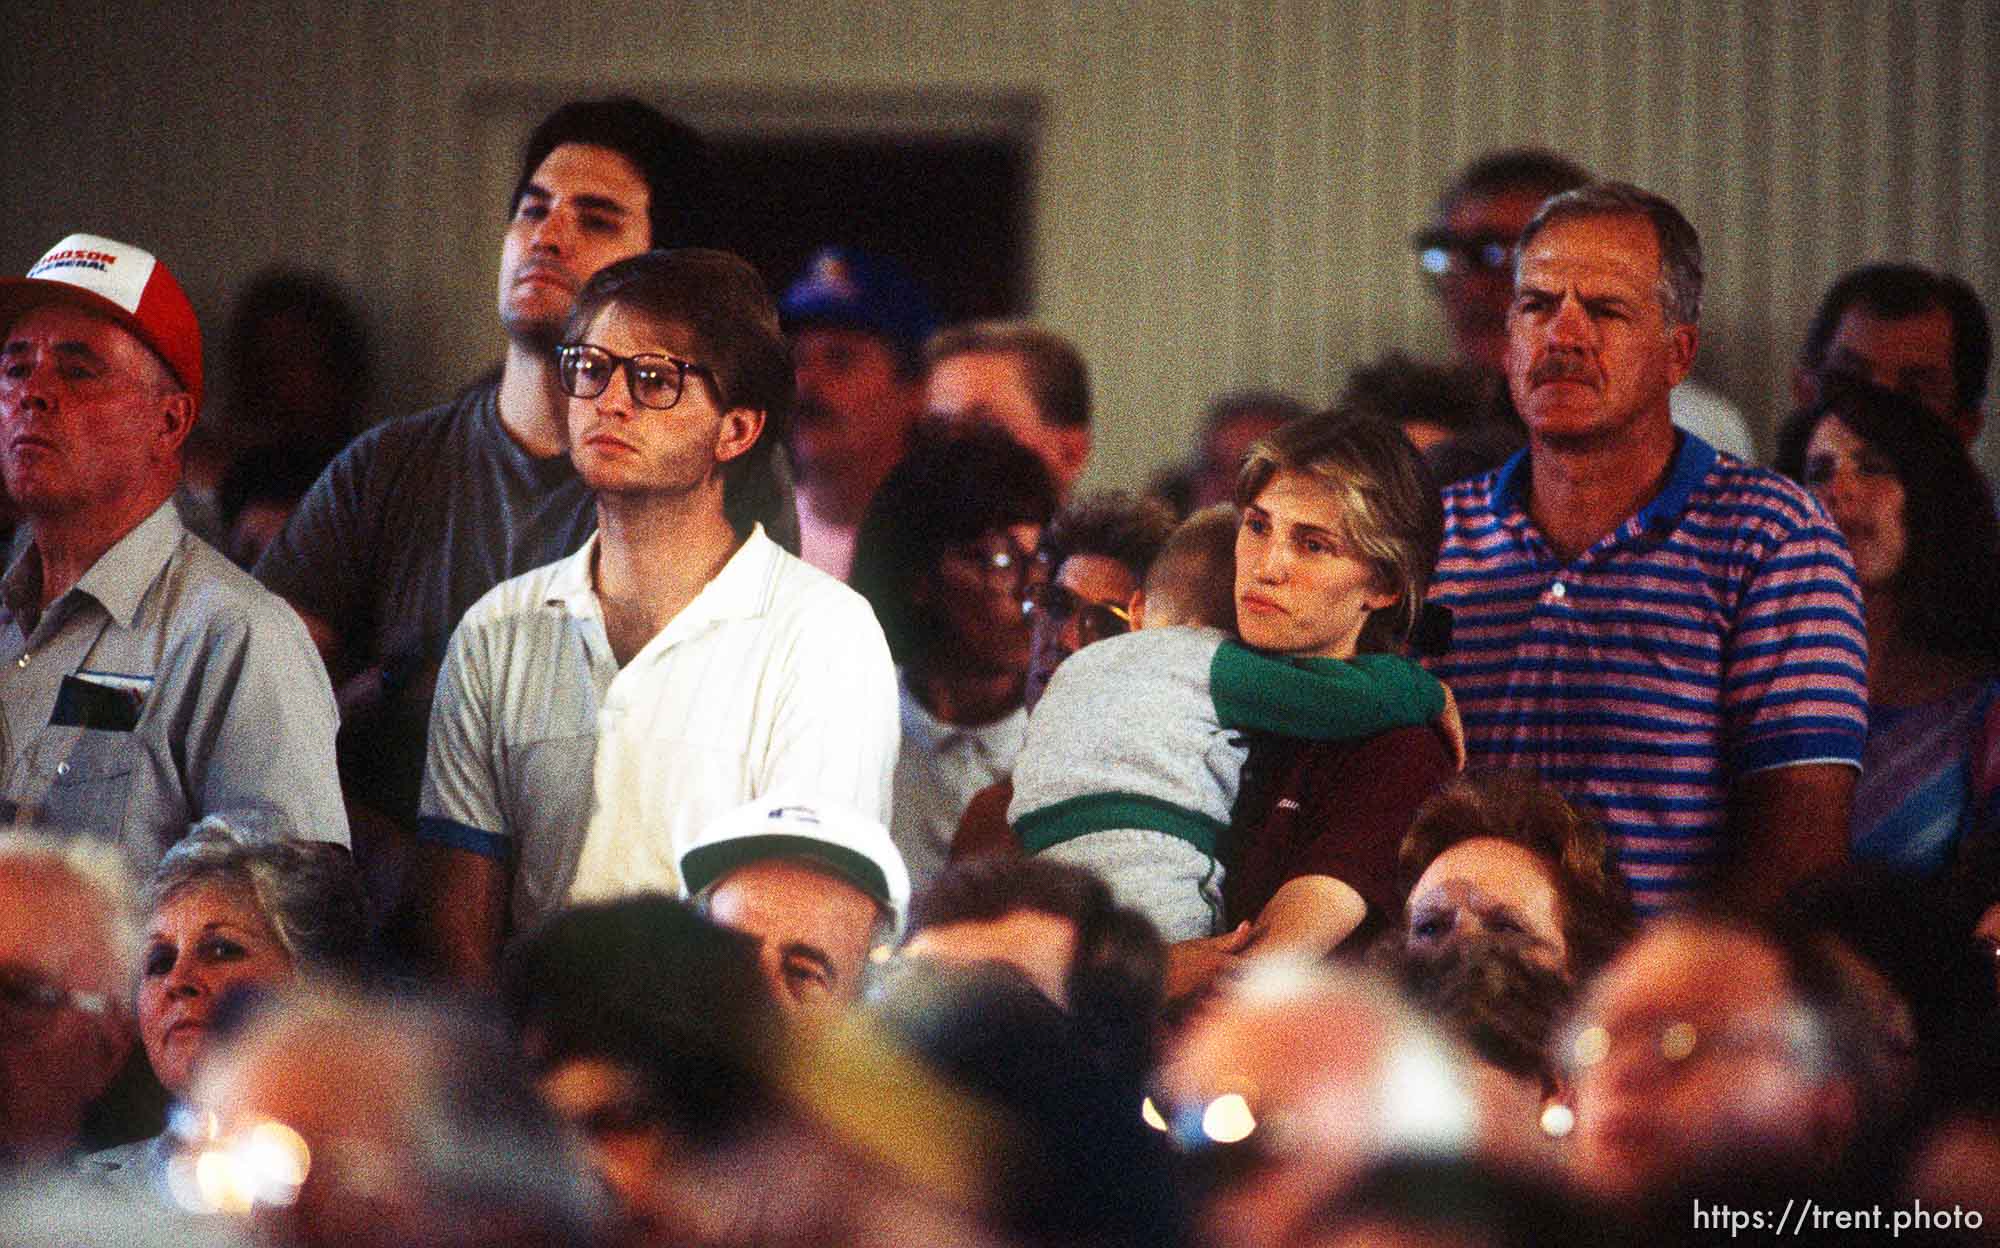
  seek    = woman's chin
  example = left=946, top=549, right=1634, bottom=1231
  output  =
left=152, top=1033, right=205, bottom=1098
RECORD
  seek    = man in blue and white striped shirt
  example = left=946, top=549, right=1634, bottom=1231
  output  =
left=1425, top=183, right=1868, bottom=915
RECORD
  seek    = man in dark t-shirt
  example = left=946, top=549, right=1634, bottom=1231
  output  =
left=253, top=99, right=713, bottom=913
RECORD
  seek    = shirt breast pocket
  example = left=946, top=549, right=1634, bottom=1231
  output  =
left=26, top=728, right=139, bottom=840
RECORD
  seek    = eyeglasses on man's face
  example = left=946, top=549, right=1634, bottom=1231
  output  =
left=556, top=343, right=716, bottom=411
left=1021, top=581, right=1134, bottom=646
left=1413, top=229, right=1518, bottom=280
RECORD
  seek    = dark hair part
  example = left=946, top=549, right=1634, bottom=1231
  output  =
left=1143, top=503, right=1239, bottom=632
left=148, top=818, right=367, bottom=973
left=1041, top=490, right=1177, bottom=582
left=563, top=249, right=795, bottom=543
left=1517, top=181, right=1704, bottom=327
left=1799, top=263, right=1992, bottom=412
left=1774, top=383, right=2000, bottom=662
left=848, top=425, right=1058, bottom=662
left=217, top=442, right=341, bottom=534
left=1235, top=409, right=1444, bottom=653
left=1305, top=1157, right=1595, bottom=1248
left=1399, top=773, right=1636, bottom=982
left=1436, top=147, right=1592, bottom=221
left=907, top=857, right=1166, bottom=1081
left=925, top=320, right=1092, bottom=429
left=1203, top=389, right=1311, bottom=439
left=512, top=97, right=711, bottom=249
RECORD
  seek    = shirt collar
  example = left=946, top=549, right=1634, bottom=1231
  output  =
left=898, top=670, right=1026, bottom=757
left=1491, top=444, right=1533, bottom=516
left=687, top=523, right=780, bottom=626
left=543, top=533, right=602, bottom=618
left=899, top=673, right=954, bottom=749
left=1630, top=430, right=1717, bottom=537
left=6, top=500, right=185, bottom=632
left=1494, top=430, right=1716, bottom=538
left=580, top=524, right=782, bottom=657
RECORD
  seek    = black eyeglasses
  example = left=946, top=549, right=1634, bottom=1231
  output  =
left=1022, top=581, right=1134, bottom=645
left=556, top=343, right=716, bottom=411
left=1412, top=229, right=1517, bottom=278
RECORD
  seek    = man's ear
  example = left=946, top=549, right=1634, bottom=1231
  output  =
left=1664, top=323, right=1699, bottom=390
left=156, top=389, right=197, bottom=460
left=1053, top=426, right=1092, bottom=490
left=714, top=407, right=767, bottom=465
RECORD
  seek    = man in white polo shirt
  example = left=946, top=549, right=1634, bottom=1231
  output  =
left=417, top=249, right=897, bottom=985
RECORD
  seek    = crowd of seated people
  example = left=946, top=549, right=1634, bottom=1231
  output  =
left=4, top=92, right=1999, bottom=1247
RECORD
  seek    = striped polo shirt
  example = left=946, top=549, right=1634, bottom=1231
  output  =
left=1424, top=434, right=1869, bottom=909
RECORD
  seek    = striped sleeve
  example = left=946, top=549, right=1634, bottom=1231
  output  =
left=1719, top=481, right=1869, bottom=775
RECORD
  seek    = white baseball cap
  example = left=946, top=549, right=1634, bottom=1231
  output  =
left=680, top=800, right=912, bottom=930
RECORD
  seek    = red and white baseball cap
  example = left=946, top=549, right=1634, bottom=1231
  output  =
left=0, top=233, right=204, bottom=411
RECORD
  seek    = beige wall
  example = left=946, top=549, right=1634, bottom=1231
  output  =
left=6, top=0, right=1995, bottom=485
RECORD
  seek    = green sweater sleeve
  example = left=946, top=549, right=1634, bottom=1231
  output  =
left=1210, top=642, right=1445, bottom=739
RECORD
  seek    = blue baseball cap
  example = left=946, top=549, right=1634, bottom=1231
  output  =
left=779, top=247, right=939, bottom=358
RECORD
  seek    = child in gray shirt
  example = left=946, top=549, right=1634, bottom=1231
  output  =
left=1009, top=508, right=1447, bottom=941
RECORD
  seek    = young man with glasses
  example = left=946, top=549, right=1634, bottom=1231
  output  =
left=417, top=250, right=895, bottom=986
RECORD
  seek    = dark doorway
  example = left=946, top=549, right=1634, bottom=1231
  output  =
left=706, top=135, right=1032, bottom=324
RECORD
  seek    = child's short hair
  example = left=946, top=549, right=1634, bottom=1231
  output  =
left=1142, top=503, right=1239, bottom=631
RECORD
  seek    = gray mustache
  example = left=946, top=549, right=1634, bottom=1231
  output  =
left=1530, top=354, right=1596, bottom=386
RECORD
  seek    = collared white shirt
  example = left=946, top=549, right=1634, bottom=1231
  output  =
left=422, top=524, right=898, bottom=933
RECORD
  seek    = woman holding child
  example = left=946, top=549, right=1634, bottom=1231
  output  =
left=1220, top=411, right=1458, bottom=952
left=1009, top=409, right=1456, bottom=971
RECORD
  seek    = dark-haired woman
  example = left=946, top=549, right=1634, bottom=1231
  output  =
left=1778, top=385, right=2000, bottom=877
left=850, top=426, right=1060, bottom=894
